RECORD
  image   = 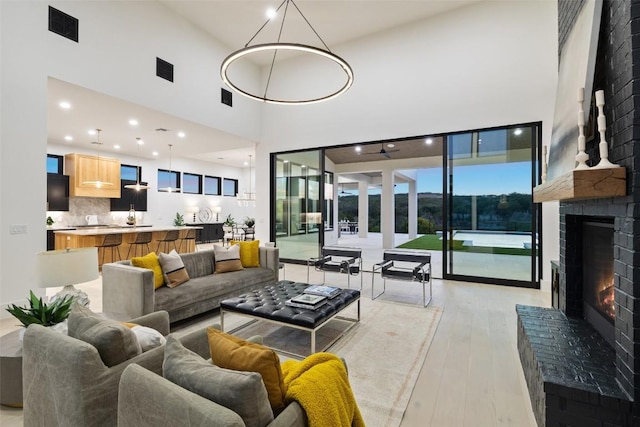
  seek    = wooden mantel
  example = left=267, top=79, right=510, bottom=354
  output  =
left=533, top=167, right=626, bottom=203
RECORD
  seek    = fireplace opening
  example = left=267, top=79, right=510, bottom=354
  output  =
left=582, top=219, right=615, bottom=346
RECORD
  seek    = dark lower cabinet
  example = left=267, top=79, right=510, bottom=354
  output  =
left=186, top=223, right=223, bottom=243
left=47, top=229, right=55, bottom=251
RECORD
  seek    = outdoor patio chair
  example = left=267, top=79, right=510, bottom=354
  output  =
left=307, top=246, right=363, bottom=289
left=371, top=249, right=432, bottom=307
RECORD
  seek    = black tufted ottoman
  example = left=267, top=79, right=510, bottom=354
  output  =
left=220, top=280, right=360, bottom=357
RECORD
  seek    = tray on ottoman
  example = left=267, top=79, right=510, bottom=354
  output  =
left=220, top=280, right=360, bottom=358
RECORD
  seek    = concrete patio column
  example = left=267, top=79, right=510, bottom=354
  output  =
left=381, top=170, right=395, bottom=249
left=358, top=180, right=368, bottom=238
left=408, top=180, right=417, bottom=239
left=472, top=195, right=477, bottom=230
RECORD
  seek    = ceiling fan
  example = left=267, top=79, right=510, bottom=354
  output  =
left=359, top=143, right=400, bottom=159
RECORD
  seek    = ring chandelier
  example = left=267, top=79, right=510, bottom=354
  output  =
left=220, top=0, right=354, bottom=105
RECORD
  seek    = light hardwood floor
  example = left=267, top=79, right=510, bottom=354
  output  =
left=0, top=254, right=546, bottom=426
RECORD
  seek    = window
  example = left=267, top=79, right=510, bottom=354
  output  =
left=205, top=175, right=221, bottom=195
left=447, top=133, right=473, bottom=159
left=478, top=129, right=507, bottom=157
left=324, top=172, right=334, bottom=230
left=183, top=173, right=202, bottom=194
left=158, top=169, right=181, bottom=192
left=223, top=178, right=238, bottom=197
left=120, top=164, right=140, bottom=181
left=47, top=154, right=63, bottom=174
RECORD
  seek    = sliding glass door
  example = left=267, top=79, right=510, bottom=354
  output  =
left=272, top=150, right=323, bottom=262
left=444, top=125, right=539, bottom=286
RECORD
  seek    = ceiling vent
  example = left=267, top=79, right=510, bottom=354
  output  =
left=156, top=57, right=174, bottom=82
left=221, top=88, right=233, bottom=107
left=48, top=6, right=79, bottom=43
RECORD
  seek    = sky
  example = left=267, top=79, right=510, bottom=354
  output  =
left=348, top=161, right=532, bottom=197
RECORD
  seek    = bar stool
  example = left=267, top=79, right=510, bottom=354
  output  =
left=179, top=228, right=197, bottom=252
left=96, top=233, right=122, bottom=265
left=126, top=231, right=152, bottom=258
left=156, top=229, right=180, bottom=253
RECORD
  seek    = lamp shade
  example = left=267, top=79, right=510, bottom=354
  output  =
left=212, top=206, right=222, bottom=213
left=36, top=248, right=99, bottom=289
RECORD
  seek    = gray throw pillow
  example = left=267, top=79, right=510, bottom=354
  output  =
left=163, top=335, right=274, bottom=427
left=67, top=303, right=142, bottom=367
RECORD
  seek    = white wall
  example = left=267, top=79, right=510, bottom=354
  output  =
left=0, top=0, right=262, bottom=314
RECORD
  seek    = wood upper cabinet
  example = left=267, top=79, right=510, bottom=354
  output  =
left=65, top=153, right=121, bottom=198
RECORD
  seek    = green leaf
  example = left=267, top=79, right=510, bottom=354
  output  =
left=5, top=290, right=74, bottom=327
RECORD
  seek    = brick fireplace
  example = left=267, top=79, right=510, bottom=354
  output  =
left=517, top=1, right=640, bottom=425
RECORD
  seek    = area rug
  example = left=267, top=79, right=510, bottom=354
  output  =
left=222, top=297, right=443, bottom=427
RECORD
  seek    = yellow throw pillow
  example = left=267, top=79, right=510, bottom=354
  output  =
left=131, top=252, right=164, bottom=289
left=207, top=327, right=286, bottom=411
left=230, top=240, right=260, bottom=268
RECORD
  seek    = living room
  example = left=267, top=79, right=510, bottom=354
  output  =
left=0, top=0, right=593, bottom=426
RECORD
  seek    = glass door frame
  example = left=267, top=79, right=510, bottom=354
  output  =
left=270, top=149, right=326, bottom=264
left=441, top=122, right=542, bottom=288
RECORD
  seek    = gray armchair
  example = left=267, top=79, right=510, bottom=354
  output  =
left=22, top=311, right=210, bottom=427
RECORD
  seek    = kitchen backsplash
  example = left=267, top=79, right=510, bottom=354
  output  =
left=48, top=197, right=146, bottom=226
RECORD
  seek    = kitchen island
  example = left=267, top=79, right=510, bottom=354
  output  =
left=54, top=226, right=201, bottom=266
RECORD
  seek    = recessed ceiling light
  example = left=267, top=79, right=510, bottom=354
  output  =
left=152, top=151, right=159, bottom=156
left=514, top=128, right=523, bottom=135
left=59, top=101, right=71, bottom=110
left=244, top=161, right=248, bottom=166
left=387, top=143, right=395, bottom=148
left=137, top=139, right=144, bottom=145
left=301, top=165, right=306, bottom=168
left=88, top=129, right=97, bottom=136
left=266, top=7, right=277, bottom=19
left=177, top=131, right=186, bottom=138
left=425, top=138, right=433, bottom=145
left=284, top=160, right=289, bottom=163
left=114, top=145, right=120, bottom=149
left=129, top=119, right=138, bottom=126
left=64, top=135, right=73, bottom=141
left=355, top=146, right=362, bottom=152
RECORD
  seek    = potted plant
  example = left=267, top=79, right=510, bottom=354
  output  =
left=46, top=216, right=54, bottom=226
left=6, top=290, right=74, bottom=332
left=223, top=214, right=236, bottom=227
left=173, top=212, right=185, bottom=226
left=244, top=217, right=256, bottom=228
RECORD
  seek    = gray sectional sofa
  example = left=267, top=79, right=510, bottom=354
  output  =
left=101, top=247, right=279, bottom=322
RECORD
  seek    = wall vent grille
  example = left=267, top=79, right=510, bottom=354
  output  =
left=48, top=6, right=79, bottom=43
left=156, top=58, right=174, bottom=82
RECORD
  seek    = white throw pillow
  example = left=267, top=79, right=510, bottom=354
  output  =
left=131, top=325, right=166, bottom=351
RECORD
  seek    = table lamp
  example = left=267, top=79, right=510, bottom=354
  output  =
left=36, top=248, right=99, bottom=307
left=187, top=206, right=199, bottom=223
left=213, top=206, right=222, bottom=222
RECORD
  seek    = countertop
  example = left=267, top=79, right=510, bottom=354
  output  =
left=53, top=225, right=200, bottom=236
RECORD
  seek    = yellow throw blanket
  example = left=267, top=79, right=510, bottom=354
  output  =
left=282, top=352, right=365, bottom=427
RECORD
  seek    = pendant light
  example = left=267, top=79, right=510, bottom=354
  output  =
left=159, top=143, right=180, bottom=193
left=221, top=0, right=353, bottom=105
left=124, top=137, right=150, bottom=191
left=82, top=128, right=113, bottom=188
left=237, top=154, right=256, bottom=207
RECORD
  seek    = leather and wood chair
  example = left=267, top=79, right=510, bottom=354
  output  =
left=156, top=229, right=180, bottom=253
left=126, top=231, right=152, bottom=258
left=307, top=246, right=363, bottom=289
left=371, top=249, right=432, bottom=307
left=95, top=233, right=123, bottom=265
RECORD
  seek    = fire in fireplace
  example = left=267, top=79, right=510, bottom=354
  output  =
left=582, top=219, right=615, bottom=346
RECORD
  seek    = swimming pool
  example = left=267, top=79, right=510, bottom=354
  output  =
left=446, top=230, right=536, bottom=249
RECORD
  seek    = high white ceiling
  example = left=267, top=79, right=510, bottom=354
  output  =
left=47, top=0, right=481, bottom=167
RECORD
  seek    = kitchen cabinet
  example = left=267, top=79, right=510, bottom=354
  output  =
left=110, top=180, right=148, bottom=211
left=186, top=223, right=223, bottom=243
left=47, top=174, right=69, bottom=211
left=65, top=153, right=121, bottom=198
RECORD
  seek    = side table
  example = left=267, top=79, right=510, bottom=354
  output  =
left=0, top=328, right=23, bottom=407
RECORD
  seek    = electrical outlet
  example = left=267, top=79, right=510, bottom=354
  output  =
left=9, top=224, right=27, bottom=234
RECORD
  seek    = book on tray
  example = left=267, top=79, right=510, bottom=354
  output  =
left=303, top=285, right=341, bottom=299
left=286, top=293, right=327, bottom=310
